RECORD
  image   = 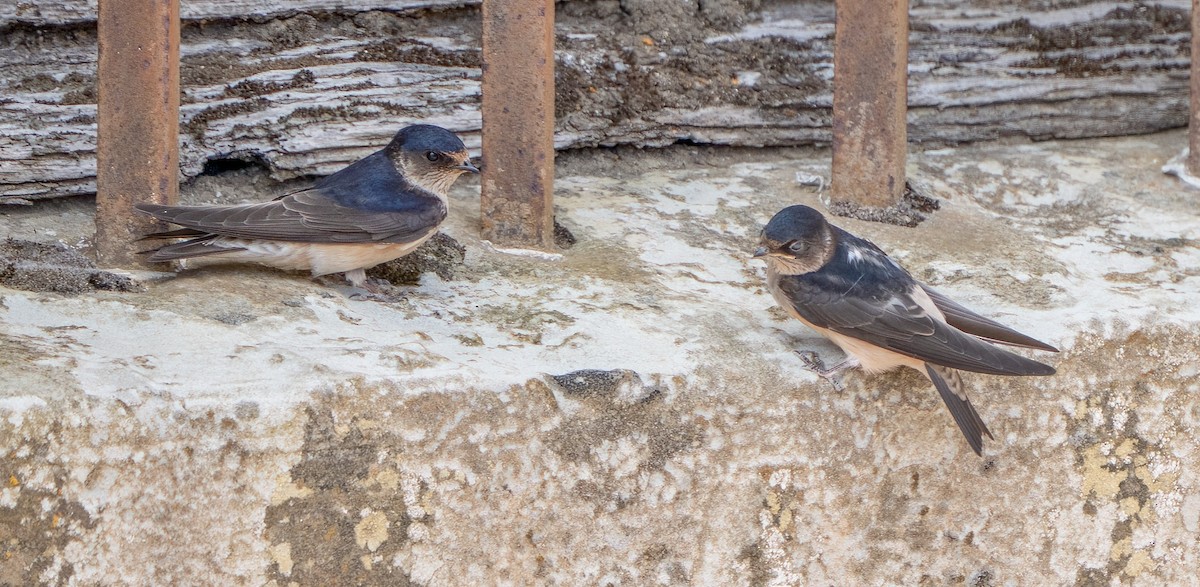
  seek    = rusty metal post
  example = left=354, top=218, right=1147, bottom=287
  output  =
left=480, top=0, right=556, bottom=249
left=831, top=0, right=909, bottom=209
left=95, top=0, right=181, bottom=266
left=1189, top=0, right=1200, bottom=175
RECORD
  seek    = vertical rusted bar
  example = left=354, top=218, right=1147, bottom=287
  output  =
left=1189, top=0, right=1200, bottom=174
left=95, top=0, right=181, bottom=266
left=831, top=0, right=909, bottom=209
left=480, top=0, right=555, bottom=249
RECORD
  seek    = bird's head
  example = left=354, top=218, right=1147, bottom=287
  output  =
left=754, top=205, right=835, bottom=274
left=387, top=124, right=479, bottom=196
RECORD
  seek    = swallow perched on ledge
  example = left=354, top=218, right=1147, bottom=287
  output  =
left=755, top=205, right=1058, bottom=455
left=136, top=124, right=478, bottom=291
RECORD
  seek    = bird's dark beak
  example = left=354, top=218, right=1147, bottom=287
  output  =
left=457, top=161, right=480, bottom=174
left=753, top=246, right=769, bottom=258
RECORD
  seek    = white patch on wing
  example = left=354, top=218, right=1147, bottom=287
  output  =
left=847, top=245, right=894, bottom=270
left=908, top=285, right=947, bottom=322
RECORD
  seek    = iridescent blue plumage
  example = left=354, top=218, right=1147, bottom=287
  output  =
left=313, top=150, right=440, bottom=215
left=134, top=124, right=476, bottom=289
left=758, top=204, right=1058, bottom=455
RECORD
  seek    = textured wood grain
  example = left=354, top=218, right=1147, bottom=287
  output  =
left=0, top=0, right=1190, bottom=201
left=0, top=0, right=479, bottom=27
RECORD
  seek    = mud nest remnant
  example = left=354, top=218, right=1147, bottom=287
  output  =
left=0, top=239, right=143, bottom=294
left=366, top=232, right=466, bottom=286
left=827, top=182, right=941, bottom=228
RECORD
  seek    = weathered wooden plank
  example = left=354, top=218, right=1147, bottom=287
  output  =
left=0, top=0, right=479, bottom=27
left=0, top=0, right=1191, bottom=201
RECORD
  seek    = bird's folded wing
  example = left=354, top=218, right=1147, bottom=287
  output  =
left=139, top=227, right=209, bottom=240
left=135, top=189, right=446, bottom=244
left=778, top=277, right=1055, bottom=376
left=920, top=285, right=1058, bottom=352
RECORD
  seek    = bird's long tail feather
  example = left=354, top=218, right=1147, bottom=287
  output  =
left=140, top=236, right=246, bottom=262
left=925, top=363, right=994, bottom=456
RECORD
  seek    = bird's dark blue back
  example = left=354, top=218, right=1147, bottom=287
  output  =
left=769, top=214, right=1058, bottom=381
left=314, top=151, right=434, bottom=213
left=788, top=226, right=915, bottom=304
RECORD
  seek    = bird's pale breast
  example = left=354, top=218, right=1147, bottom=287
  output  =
left=306, top=239, right=432, bottom=276
left=200, top=235, right=432, bottom=276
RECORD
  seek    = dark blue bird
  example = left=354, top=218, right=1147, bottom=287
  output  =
left=136, top=124, right=477, bottom=290
left=755, top=205, right=1058, bottom=455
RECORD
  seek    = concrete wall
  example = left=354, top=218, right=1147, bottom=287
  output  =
left=2, top=130, right=1199, bottom=584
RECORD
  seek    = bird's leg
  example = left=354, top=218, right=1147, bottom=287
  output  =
left=342, top=268, right=369, bottom=289
left=342, top=269, right=404, bottom=302
left=794, top=350, right=859, bottom=392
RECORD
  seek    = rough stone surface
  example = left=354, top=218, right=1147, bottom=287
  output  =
left=0, top=238, right=142, bottom=294
left=1, top=131, right=1199, bottom=585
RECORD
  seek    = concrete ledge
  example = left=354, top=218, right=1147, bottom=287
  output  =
left=2, top=131, right=1199, bottom=584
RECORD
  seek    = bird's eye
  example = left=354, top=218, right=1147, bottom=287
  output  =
left=788, top=240, right=806, bottom=253
left=425, top=151, right=440, bottom=162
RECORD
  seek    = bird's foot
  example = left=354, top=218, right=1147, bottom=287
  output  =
left=794, top=351, right=856, bottom=392
left=348, top=290, right=393, bottom=302
left=324, top=270, right=406, bottom=302
left=348, top=278, right=407, bottom=303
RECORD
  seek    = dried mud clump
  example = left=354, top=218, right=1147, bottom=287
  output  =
left=553, top=218, right=577, bottom=249
left=366, top=232, right=466, bottom=285
left=0, top=239, right=142, bottom=294
left=827, top=183, right=941, bottom=228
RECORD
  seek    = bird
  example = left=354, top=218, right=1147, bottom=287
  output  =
left=135, top=124, right=478, bottom=292
left=754, top=204, right=1058, bottom=455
